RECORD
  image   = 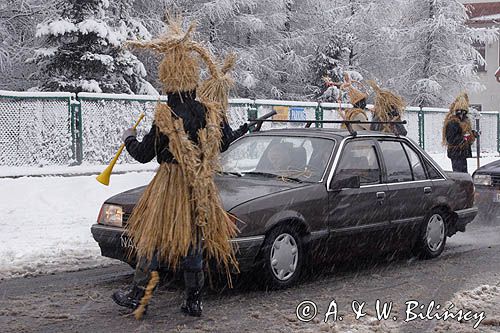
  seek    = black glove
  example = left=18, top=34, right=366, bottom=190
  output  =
left=235, top=123, right=249, bottom=137
left=122, top=128, right=137, bottom=142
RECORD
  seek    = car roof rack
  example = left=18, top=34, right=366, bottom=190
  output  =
left=251, top=119, right=407, bottom=137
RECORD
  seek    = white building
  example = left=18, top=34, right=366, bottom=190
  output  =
left=464, top=1, right=500, bottom=111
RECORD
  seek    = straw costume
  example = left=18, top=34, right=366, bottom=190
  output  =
left=112, top=20, right=248, bottom=318
left=340, top=74, right=369, bottom=131
left=367, top=80, right=407, bottom=136
left=442, top=92, right=476, bottom=173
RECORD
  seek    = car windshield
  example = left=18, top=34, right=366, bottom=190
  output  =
left=220, top=135, right=335, bottom=182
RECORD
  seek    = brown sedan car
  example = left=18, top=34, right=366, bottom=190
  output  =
left=92, top=128, right=477, bottom=288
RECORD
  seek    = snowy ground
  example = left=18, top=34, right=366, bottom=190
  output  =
left=0, top=170, right=155, bottom=279
left=0, top=153, right=498, bottom=280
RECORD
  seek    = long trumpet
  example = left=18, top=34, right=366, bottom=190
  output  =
left=96, top=113, right=145, bottom=186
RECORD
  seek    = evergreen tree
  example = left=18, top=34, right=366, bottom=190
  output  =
left=30, top=0, right=157, bottom=94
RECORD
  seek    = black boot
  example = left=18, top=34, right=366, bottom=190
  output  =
left=181, top=271, right=204, bottom=317
left=181, top=289, right=203, bottom=317
left=112, top=284, right=145, bottom=309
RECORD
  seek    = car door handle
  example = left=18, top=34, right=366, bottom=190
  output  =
left=424, top=187, right=432, bottom=194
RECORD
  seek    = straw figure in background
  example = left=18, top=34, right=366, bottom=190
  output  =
left=367, top=80, right=407, bottom=136
left=324, top=72, right=370, bottom=131
left=442, top=92, right=477, bottom=173
left=111, top=18, right=248, bottom=318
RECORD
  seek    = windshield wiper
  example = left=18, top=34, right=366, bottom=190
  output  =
left=243, top=171, right=303, bottom=183
left=219, top=171, right=242, bottom=177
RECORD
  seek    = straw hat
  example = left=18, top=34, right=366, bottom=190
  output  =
left=367, top=80, right=406, bottom=116
left=126, top=18, right=235, bottom=108
left=449, top=92, right=469, bottom=113
left=340, top=73, right=368, bottom=105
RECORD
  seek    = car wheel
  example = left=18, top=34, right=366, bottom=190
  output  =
left=260, top=225, right=304, bottom=289
left=415, top=209, right=447, bottom=259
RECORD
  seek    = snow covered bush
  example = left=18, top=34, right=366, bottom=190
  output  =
left=29, top=0, right=158, bottom=95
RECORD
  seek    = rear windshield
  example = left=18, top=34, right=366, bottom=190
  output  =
left=220, top=135, right=335, bottom=182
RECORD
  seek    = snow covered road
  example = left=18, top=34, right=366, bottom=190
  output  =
left=0, top=224, right=499, bottom=332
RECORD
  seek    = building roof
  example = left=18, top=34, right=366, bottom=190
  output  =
left=465, top=2, right=500, bottom=24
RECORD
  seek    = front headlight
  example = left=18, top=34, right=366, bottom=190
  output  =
left=473, top=174, right=492, bottom=186
left=98, top=204, right=123, bottom=227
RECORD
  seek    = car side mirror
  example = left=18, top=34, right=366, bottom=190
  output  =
left=329, top=175, right=360, bottom=190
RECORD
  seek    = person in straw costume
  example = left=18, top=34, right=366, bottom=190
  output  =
left=442, top=92, right=476, bottom=173
left=112, top=19, right=248, bottom=318
left=367, top=80, right=407, bottom=136
left=324, top=72, right=369, bottom=131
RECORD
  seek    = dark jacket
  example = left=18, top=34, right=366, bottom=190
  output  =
left=370, top=114, right=407, bottom=136
left=445, top=119, right=472, bottom=159
left=124, top=91, right=247, bottom=164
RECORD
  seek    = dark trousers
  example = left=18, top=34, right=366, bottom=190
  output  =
left=451, top=157, right=468, bottom=173
left=133, top=247, right=204, bottom=291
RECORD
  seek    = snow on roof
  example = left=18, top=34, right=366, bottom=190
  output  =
left=0, top=90, right=75, bottom=98
left=471, top=13, right=500, bottom=21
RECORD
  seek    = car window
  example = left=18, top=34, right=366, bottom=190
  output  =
left=335, top=140, right=381, bottom=185
left=423, top=158, right=443, bottom=179
left=378, top=140, right=413, bottom=183
left=401, top=142, right=427, bottom=180
left=220, top=135, right=335, bottom=182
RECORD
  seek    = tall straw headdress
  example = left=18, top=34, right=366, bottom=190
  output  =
left=340, top=73, right=368, bottom=105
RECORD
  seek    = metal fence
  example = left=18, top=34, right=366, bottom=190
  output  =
left=0, top=90, right=498, bottom=167
left=0, top=91, right=75, bottom=167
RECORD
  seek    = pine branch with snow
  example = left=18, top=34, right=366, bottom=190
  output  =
left=29, top=0, right=158, bottom=95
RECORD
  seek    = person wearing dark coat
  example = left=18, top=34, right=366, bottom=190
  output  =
left=443, top=92, right=476, bottom=173
left=122, top=91, right=247, bottom=164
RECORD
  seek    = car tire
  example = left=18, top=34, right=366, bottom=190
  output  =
left=415, top=209, right=447, bottom=259
left=260, top=224, right=304, bottom=289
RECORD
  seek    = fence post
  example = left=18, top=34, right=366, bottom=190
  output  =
left=418, top=106, right=425, bottom=149
left=498, top=112, right=500, bottom=154
left=71, top=101, right=83, bottom=164
left=316, top=104, right=323, bottom=128
left=247, top=101, right=258, bottom=132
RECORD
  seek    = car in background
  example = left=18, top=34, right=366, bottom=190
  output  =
left=473, top=159, right=500, bottom=223
left=91, top=128, right=477, bottom=289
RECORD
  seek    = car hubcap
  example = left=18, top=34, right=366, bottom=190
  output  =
left=270, top=233, right=298, bottom=281
left=426, top=214, right=445, bottom=252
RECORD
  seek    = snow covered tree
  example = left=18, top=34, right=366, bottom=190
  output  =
left=29, top=0, right=157, bottom=94
left=391, top=0, right=498, bottom=107
left=0, top=0, right=57, bottom=90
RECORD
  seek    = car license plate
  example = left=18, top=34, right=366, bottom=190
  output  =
left=495, top=192, right=500, bottom=203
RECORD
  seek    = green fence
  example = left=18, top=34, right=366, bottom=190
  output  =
left=0, top=90, right=498, bottom=167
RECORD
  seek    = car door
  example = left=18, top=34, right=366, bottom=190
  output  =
left=327, top=138, right=390, bottom=256
left=376, top=139, right=434, bottom=248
